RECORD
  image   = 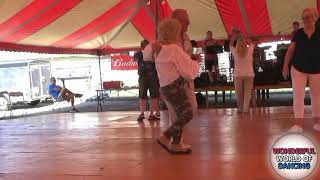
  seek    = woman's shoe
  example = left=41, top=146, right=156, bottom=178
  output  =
left=170, top=143, right=192, bottom=154
left=148, top=115, right=156, bottom=121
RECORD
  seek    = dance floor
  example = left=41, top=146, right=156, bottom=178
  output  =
left=0, top=107, right=319, bottom=180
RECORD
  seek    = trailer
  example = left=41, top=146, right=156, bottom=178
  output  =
left=0, top=59, right=51, bottom=109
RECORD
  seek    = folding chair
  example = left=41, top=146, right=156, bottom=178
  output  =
left=51, top=97, right=69, bottom=112
left=0, top=91, right=10, bottom=119
left=8, top=92, right=28, bottom=118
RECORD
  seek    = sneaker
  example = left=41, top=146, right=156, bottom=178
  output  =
left=288, top=125, right=303, bottom=133
left=74, top=94, right=83, bottom=98
left=170, top=143, right=192, bottom=154
left=148, top=115, right=156, bottom=121
left=70, top=107, right=79, bottom=112
left=313, top=123, right=320, bottom=132
left=157, top=135, right=171, bottom=153
left=155, top=112, right=160, bottom=120
left=137, top=114, right=145, bottom=122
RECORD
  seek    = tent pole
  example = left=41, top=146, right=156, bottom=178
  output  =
left=143, top=1, right=156, bottom=21
left=98, top=55, right=103, bottom=89
left=155, top=0, right=159, bottom=40
left=237, top=0, right=252, bottom=35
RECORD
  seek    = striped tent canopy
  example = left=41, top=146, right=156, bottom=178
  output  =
left=0, top=0, right=319, bottom=55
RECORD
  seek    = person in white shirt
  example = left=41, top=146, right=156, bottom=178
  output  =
left=229, top=33, right=255, bottom=113
left=148, top=18, right=199, bottom=154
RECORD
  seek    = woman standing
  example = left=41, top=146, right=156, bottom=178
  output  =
left=148, top=18, right=199, bottom=154
left=282, top=8, right=320, bottom=132
left=230, top=33, right=255, bottom=113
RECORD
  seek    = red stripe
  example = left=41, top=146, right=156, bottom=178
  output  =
left=214, top=0, right=247, bottom=35
left=161, top=0, right=173, bottom=19
left=242, top=0, right=272, bottom=35
left=2, top=0, right=81, bottom=43
left=151, top=0, right=172, bottom=21
left=131, top=0, right=172, bottom=42
left=131, top=6, right=156, bottom=42
left=317, top=0, right=320, bottom=14
left=53, top=0, right=139, bottom=48
left=0, top=0, right=56, bottom=39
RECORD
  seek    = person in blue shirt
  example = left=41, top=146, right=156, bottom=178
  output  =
left=48, top=77, right=82, bottom=112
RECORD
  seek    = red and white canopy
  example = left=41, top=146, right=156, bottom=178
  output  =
left=0, top=0, right=318, bottom=55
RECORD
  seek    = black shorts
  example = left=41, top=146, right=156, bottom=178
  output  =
left=138, top=75, right=160, bottom=99
left=205, top=58, right=218, bottom=70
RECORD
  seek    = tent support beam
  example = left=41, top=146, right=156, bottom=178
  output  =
left=237, top=0, right=252, bottom=35
left=98, top=55, right=103, bottom=89
left=154, top=0, right=159, bottom=40
left=143, top=1, right=156, bottom=22
left=104, top=0, right=145, bottom=46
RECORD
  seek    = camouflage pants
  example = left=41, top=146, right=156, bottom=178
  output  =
left=160, top=77, right=193, bottom=144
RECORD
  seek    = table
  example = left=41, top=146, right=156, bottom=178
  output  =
left=195, top=85, right=234, bottom=108
left=57, top=76, right=92, bottom=88
left=254, top=82, right=292, bottom=105
left=195, top=82, right=293, bottom=108
left=96, top=87, right=139, bottom=112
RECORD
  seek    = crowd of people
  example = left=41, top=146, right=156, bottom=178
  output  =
left=134, top=7, right=320, bottom=154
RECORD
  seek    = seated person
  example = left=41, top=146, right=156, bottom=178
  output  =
left=48, top=77, right=82, bottom=112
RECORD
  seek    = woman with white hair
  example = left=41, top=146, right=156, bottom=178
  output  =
left=229, top=33, right=255, bottom=113
left=282, top=8, right=320, bottom=132
left=147, top=18, right=199, bottom=154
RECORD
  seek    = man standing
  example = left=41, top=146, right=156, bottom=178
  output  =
left=203, top=31, right=219, bottom=82
left=48, top=77, right=82, bottom=112
left=134, top=40, right=160, bottom=122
